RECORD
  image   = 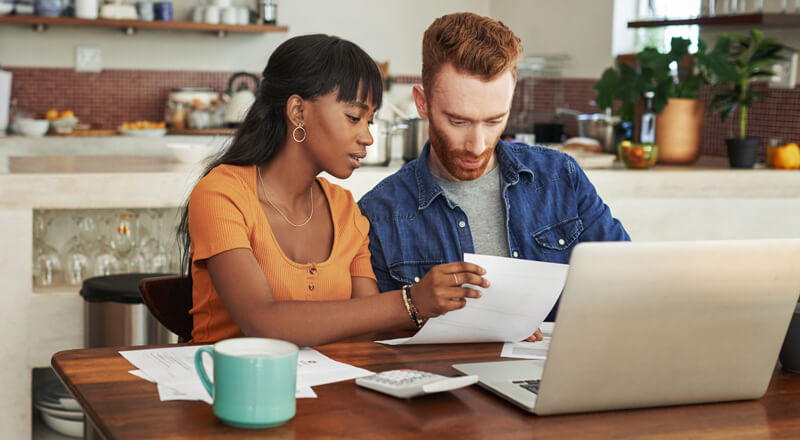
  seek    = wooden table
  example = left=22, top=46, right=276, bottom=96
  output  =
left=52, top=340, right=800, bottom=439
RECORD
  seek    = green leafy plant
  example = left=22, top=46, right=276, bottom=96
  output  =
left=707, top=29, right=791, bottom=139
left=594, top=37, right=725, bottom=125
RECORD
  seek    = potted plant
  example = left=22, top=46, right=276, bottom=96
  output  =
left=594, top=37, right=723, bottom=164
left=707, top=29, right=791, bottom=168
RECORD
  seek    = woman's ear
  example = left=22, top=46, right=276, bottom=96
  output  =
left=412, top=85, right=428, bottom=119
left=285, top=94, right=305, bottom=127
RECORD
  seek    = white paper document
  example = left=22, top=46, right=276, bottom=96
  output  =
left=500, top=322, right=554, bottom=359
left=378, top=254, right=568, bottom=345
left=121, top=346, right=372, bottom=403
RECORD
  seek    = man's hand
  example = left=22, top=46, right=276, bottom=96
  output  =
left=524, top=328, right=543, bottom=342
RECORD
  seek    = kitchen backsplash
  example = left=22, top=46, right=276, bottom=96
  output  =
left=6, top=67, right=800, bottom=158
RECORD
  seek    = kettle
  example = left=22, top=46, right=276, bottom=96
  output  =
left=223, top=72, right=260, bottom=125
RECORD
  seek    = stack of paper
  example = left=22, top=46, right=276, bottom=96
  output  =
left=120, top=346, right=373, bottom=402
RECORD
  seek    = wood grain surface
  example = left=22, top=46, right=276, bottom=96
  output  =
left=52, top=337, right=800, bottom=440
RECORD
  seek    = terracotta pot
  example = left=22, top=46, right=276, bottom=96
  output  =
left=655, top=98, right=704, bottom=164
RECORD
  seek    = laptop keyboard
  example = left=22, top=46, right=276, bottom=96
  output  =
left=512, top=379, right=541, bottom=394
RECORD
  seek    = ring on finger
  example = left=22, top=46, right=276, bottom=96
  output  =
left=453, top=273, right=459, bottom=285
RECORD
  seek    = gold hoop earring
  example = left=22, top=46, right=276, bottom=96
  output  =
left=292, top=124, right=307, bottom=143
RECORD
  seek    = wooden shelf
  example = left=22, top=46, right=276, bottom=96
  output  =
left=0, top=15, right=288, bottom=35
left=628, top=13, right=800, bottom=28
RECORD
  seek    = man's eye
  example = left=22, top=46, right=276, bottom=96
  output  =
left=487, top=120, right=503, bottom=125
left=451, top=120, right=466, bottom=126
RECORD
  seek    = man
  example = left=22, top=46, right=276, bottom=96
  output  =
left=358, top=12, right=629, bottom=322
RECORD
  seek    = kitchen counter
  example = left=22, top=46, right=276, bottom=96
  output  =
left=1, top=136, right=800, bottom=439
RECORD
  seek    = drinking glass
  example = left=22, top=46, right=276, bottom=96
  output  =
left=110, top=212, right=137, bottom=272
left=62, top=213, right=94, bottom=286
left=33, top=211, right=63, bottom=287
left=93, top=213, right=122, bottom=276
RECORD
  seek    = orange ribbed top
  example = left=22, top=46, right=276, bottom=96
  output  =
left=187, top=164, right=375, bottom=343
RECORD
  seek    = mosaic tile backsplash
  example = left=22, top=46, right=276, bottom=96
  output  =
left=5, top=67, right=800, bottom=158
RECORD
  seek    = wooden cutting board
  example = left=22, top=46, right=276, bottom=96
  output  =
left=49, top=129, right=119, bottom=137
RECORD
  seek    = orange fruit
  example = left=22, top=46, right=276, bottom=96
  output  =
left=60, top=110, right=75, bottom=119
left=45, top=108, right=59, bottom=121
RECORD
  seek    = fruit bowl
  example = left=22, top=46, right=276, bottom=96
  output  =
left=618, top=141, right=659, bottom=170
left=50, top=117, right=79, bottom=134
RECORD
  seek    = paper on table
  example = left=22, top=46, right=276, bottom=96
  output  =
left=378, top=254, right=567, bottom=345
left=500, top=322, right=555, bottom=359
left=121, top=346, right=368, bottom=402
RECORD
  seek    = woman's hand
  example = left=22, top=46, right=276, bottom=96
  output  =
left=409, top=262, right=490, bottom=319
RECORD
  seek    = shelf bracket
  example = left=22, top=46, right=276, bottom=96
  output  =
left=124, top=27, right=137, bottom=35
left=33, top=23, right=47, bottom=32
left=217, top=30, right=227, bottom=38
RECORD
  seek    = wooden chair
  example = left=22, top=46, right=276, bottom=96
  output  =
left=138, top=275, right=194, bottom=342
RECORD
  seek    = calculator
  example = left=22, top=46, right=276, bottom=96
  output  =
left=355, top=369, right=479, bottom=399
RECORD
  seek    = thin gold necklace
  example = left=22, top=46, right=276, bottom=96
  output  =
left=257, top=166, right=314, bottom=227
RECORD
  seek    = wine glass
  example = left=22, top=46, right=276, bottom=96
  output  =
left=110, top=211, right=137, bottom=272
left=33, top=210, right=63, bottom=287
left=93, top=213, right=121, bottom=276
left=141, top=208, right=171, bottom=272
left=62, top=213, right=94, bottom=286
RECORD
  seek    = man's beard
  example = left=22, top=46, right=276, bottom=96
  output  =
left=429, top=120, right=497, bottom=181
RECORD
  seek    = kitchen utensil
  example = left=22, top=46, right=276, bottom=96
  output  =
left=135, top=1, right=154, bottom=21
left=153, top=1, right=171, bottom=20
left=363, top=119, right=399, bottom=166
left=75, top=0, right=97, bottom=18
left=401, top=117, right=428, bottom=162
left=203, top=5, right=219, bottom=24
left=577, top=112, right=621, bottom=154
left=223, top=72, right=259, bottom=125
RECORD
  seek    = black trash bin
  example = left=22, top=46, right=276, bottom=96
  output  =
left=80, top=273, right=176, bottom=347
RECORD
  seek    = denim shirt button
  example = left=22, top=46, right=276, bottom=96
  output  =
left=558, top=238, right=566, bottom=246
left=413, top=276, right=420, bottom=283
left=512, top=251, right=519, bottom=258
left=458, top=220, right=466, bottom=228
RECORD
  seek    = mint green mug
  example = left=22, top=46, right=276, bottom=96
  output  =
left=194, top=337, right=299, bottom=428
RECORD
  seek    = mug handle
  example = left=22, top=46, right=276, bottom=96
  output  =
left=194, top=346, right=215, bottom=399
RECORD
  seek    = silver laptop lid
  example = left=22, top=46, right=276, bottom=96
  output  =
left=534, top=239, right=800, bottom=415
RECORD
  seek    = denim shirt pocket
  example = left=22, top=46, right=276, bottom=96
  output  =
left=387, top=260, right=444, bottom=285
left=531, top=217, right=584, bottom=251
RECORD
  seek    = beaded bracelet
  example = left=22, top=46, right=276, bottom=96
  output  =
left=401, top=284, right=424, bottom=329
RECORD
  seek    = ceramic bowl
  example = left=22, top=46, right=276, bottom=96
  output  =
left=40, top=412, right=84, bottom=438
left=50, top=117, right=79, bottom=134
left=167, top=143, right=213, bottom=163
left=16, top=118, right=50, bottom=137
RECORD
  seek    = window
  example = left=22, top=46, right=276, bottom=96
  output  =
left=634, top=0, right=701, bottom=52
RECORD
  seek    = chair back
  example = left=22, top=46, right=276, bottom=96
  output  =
left=138, top=275, right=193, bottom=342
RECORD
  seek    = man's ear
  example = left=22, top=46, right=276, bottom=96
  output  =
left=412, top=85, right=429, bottom=119
left=285, top=94, right=305, bottom=126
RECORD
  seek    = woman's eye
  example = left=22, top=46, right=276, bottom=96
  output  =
left=368, top=120, right=374, bottom=125
left=347, top=115, right=360, bottom=123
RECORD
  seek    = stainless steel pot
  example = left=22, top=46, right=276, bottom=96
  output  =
left=363, top=119, right=398, bottom=166
left=402, top=117, right=429, bottom=162
left=577, top=113, right=621, bottom=154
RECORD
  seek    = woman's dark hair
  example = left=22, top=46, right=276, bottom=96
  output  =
left=177, top=34, right=383, bottom=275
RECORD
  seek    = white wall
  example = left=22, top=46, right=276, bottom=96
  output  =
left=0, top=0, right=490, bottom=74
left=490, top=0, right=616, bottom=78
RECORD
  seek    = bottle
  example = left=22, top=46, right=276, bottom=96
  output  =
left=258, top=0, right=276, bottom=24
left=640, top=91, right=656, bottom=144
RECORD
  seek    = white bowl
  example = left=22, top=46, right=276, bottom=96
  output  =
left=167, top=143, right=213, bottom=163
left=50, top=117, right=79, bottom=134
left=119, top=127, right=167, bottom=137
left=0, top=4, right=13, bottom=15
left=16, top=118, right=50, bottom=137
left=40, top=412, right=84, bottom=438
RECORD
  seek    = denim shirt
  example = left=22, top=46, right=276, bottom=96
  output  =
left=358, top=141, right=630, bottom=321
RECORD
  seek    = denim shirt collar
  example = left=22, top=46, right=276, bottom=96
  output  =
left=412, top=140, right=535, bottom=210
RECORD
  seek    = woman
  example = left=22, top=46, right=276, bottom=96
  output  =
left=178, top=34, right=489, bottom=346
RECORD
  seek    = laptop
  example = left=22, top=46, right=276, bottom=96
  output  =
left=453, top=239, right=800, bottom=415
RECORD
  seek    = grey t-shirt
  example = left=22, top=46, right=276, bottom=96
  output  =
left=434, top=166, right=510, bottom=257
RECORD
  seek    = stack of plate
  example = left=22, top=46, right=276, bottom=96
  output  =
left=34, top=380, right=84, bottom=438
